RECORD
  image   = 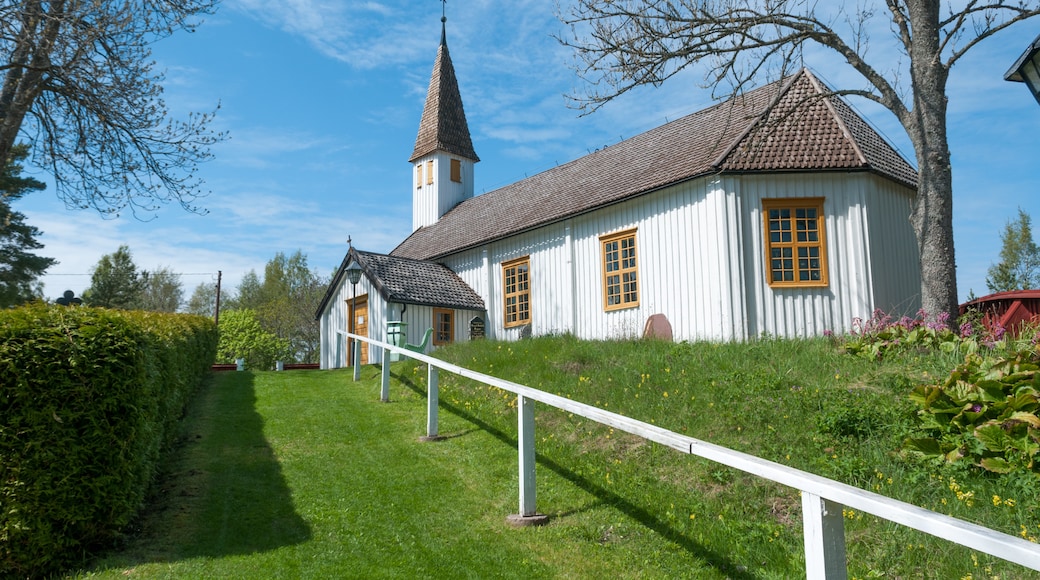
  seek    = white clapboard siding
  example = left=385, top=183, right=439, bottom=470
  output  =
left=866, top=177, right=921, bottom=315
left=413, top=151, right=475, bottom=231
left=319, top=276, right=377, bottom=368
left=440, top=171, right=919, bottom=345
left=738, top=172, right=921, bottom=338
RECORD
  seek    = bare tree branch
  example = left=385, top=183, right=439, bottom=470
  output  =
left=0, top=0, right=226, bottom=219
left=556, top=0, right=1040, bottom=321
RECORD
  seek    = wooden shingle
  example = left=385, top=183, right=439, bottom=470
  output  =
left=392, top=69, right=917, bottom=262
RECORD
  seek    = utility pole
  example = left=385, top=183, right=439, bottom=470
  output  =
left=215, top=270, right=222, bottom=326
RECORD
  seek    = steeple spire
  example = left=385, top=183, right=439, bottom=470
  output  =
left=409, top=7, right=478, bottom=163
left=440, top=0, right=447, bottom=46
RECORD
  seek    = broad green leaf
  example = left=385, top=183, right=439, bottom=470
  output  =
left=902, top=438, right=942, bottom=457
left=974, top=423, right=1013, bottom=452
left=1007, top=412, right=1040, bottom=429
left=980, top=457, right=1013, bottom=474
left=976, top=381, right=1007, bottom=403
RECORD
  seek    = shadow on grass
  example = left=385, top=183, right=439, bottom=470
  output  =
left=90, top=371, right=311, bottom=569
left=391, top=369, right=758, bottom=580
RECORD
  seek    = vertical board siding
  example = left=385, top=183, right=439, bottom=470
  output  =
left=413, top=151, right=474, bottom=231
left=389, top=304, right=484, bottom=348
left=320, top=277, right=383, bottom=368
left=865, top=178, right=921, bottom=316
left=322, top=171, right=920, bottom=361
left=738, top=173, right=917, bottom=338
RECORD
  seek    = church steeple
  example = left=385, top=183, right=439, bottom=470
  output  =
left=410, top=17, right=478, bottom=163
left=410, top=10, right=478, bottom=231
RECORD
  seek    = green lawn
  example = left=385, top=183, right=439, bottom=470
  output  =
left=74, top=336, right=1040, bottom=579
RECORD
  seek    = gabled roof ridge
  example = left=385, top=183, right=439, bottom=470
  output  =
left=710, top=71, right=804, bottom=169
left=803, top=70, right=869, bottom=167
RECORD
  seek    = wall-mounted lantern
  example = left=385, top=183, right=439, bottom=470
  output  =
left=1005, top=33, right=1040, bottom=105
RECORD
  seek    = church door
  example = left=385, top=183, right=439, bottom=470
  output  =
left=347, top=294, right=369, bottom=365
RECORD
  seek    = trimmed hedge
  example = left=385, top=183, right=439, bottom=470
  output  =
left=0, top=304, right=217, bottom=577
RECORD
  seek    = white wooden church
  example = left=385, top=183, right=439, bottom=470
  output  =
left=315, top=21, right=922, bottom=369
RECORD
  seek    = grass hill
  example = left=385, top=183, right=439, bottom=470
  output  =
left=75, top=334, right=1040, bottom=578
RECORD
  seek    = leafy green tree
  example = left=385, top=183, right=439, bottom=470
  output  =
left=0, top=144, right=55, bottom=307
left=216, top=309, right=292, bottom=371
left=232, top=270, right=262, bottom=311
left=986, top=209, right=1040, bottom=293
left=84, top=245, right=144, bottom=309
left=186, top=280, right=228, bottom=319
left=234, top=251, right=328, bottom=363
left=136, top=266, right=183, bottom=312
left=0, top=1, right=225, bottom=218
left=559, top=1, right=1040, bottom=319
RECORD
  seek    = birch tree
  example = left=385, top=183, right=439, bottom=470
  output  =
left=558, top=0, right=1040, bottom=319
left=0, top=0, right=224, bottom=218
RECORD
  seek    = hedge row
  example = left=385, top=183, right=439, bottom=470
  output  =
left=0, top=304, right=218, bottom=577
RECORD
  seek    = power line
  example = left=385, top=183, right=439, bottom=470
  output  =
left=45, top=272, right=219, bottom=276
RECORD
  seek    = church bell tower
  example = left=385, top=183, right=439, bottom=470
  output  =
left=409, top=12, right=479, bottom=231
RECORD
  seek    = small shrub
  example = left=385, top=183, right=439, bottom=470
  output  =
left=903, top=347, right=1040, bottom=475
left=817, top=404, right=888, bottom=440
left=217, top=309, right=292, bottom=370
left=842, top=308, right=969, bottom=361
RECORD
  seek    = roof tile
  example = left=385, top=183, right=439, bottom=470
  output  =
left=409, top=42, right=479, bottom=163
left=393, top=69, right=917, bottom=261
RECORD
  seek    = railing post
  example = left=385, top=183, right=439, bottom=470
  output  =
left=352, top=338, right=360, bottom=381
left=380, top=347, right=391, bottom=402
left=421, top=365, right=440, bottom=440
left=507, top=394, right=548, bottom=526
left=802, top=491, right=847, bottom=579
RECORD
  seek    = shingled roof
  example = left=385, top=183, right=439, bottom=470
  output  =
left=315, top=248, right=485, bottom=320
left=391, top=69, right=917, bottom=261
left=409, top=26, right=479, bottom=163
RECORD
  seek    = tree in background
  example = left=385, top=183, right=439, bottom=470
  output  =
left=0, top=144, right=55, bottom=307
left=136, top=266, right=184, bottom=312
left=233, top=270, right=262, bottom=311
left=84, top=245, right=144, bottom=309
left=986, top=209, right=1040, bottom=293
left=186, top=280, right=228, bottom=319
left=216, top=309, right=292, bottom=371
left=234, top=251, right=328, bottom=363
left=0, top=1, right=225, bottom=218
left=559, top=1, right=1040, bottom=320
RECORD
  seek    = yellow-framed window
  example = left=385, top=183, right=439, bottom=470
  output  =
left=762, top=198, right=828, bottom=287
left=433, top=308, right=454, bottom=345
left=450, top=158, right=462, bottom=183
left=601, top=228, right=639, bottom=311
left=415, top=164, right=423, bottom=188
left=502, top=256, right=531, bottom=328
left=425, top=160, right=434, bottom=185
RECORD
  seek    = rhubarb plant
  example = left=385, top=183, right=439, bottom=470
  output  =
left=904, top=349, right=1040, bottom=474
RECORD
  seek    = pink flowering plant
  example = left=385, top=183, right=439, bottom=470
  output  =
left=842, top=308, right=966, bottom=361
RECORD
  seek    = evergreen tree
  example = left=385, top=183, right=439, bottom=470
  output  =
left=986, top=209, right=1040, bottom=293
left=84, top=245, right=144, bottom=309
left=0, top=144, right=56, bottom=307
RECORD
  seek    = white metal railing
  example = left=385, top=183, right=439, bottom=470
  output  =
left=335, top=330, right=1040, bottom=578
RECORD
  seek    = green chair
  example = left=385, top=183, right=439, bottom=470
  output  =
left=404, top=328, right=434, bottom=354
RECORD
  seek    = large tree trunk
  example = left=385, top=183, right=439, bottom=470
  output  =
left=906, top=2, right=959, bottom=320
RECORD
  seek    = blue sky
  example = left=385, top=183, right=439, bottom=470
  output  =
left=16, top=1, right=1040, bottom=305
